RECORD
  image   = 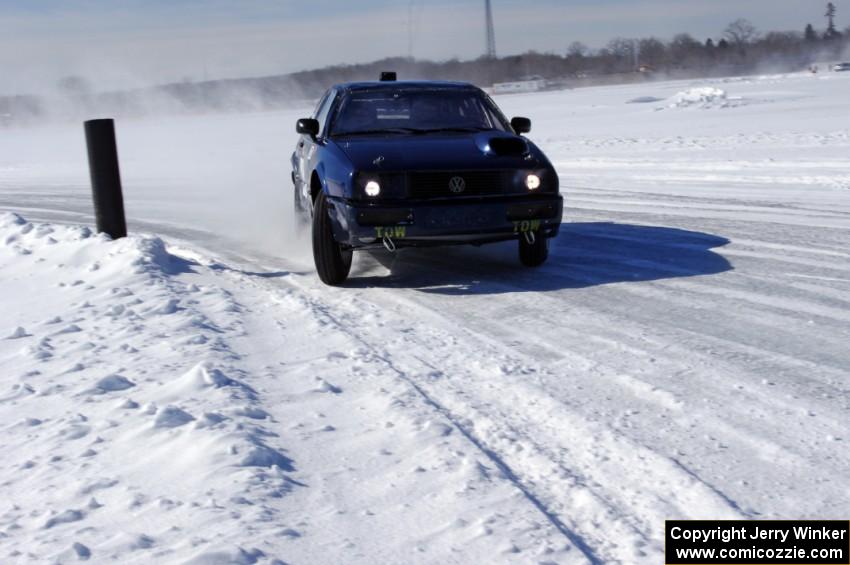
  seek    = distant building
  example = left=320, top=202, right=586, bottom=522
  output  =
left=492, top=77, right=547, bottom=94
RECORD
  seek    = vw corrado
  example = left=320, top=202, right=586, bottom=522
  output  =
left=291, top=73, right=562, bottom=285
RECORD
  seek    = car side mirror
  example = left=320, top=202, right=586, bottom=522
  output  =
left=296, top=118, right=320, bottom=137
left=510, top=117, right=531, bottom=134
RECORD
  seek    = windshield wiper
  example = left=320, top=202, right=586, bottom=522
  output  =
left=413, top=126, right=494, bottom=134
left=331, top=127, right=421, bottom=137
left=332, top=126, right=494, bottom=137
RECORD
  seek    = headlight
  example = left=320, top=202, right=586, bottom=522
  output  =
left=525, top=174, right=541, bottom=190
left=365, top=180, right=381, bottom=197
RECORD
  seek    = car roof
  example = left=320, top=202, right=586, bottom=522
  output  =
left=335, top=80, right=481, bottom=93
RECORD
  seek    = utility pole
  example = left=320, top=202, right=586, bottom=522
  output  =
left=485, top=0, right=497, bottom=58
left=408, top=1, right=413, bottom=59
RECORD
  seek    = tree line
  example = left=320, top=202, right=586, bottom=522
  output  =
left=3, top=9, right=849, bottom=124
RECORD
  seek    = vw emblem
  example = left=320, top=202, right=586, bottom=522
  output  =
left=449, top=176, right=466, bottom=193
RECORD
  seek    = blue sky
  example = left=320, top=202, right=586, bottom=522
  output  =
left=0, top=0, right=845, bottom=93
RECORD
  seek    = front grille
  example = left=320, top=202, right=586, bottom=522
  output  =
left=407, top=170, right=509, bottom=199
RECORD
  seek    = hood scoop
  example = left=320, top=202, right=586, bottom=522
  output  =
left=485, top=136, right=528, bottom=156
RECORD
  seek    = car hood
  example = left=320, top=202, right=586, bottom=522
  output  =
left=333, top=132, right=541, bottom=171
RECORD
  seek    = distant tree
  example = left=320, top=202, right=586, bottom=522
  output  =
left=57, top=76, right=92, bottom=97
left=638, top=37, right=666, bottom=67
left=606, top=37, right=638, bottom=70
left=704, top=38, right=717, bottom=61
left=594, top=47, right=619, bottom=74
left=763, top=31, right=802, bottom=49
left=824, top=3, right=840, bottom=39
left=606, top=37, right=636, bottom=58
left=724, top=18, right=759, bottom=53
left=718, top=38, right=730, bottom=49
left=670, top=33, right=701, bottom=49
left=566, top=41, right=589, bottom=58
left=669, top=33, right=702, bottom=66
left=804, top=24, right=819, bottom=42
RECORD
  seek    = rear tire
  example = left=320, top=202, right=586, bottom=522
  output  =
left=518, top=231, right=549, bottom=267
left=312, top=192, right=352, bottom=285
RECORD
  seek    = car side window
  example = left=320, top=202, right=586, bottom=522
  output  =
left=314, top=91, right=336, bottom=138
left=312, top=92, right=328, bottom=117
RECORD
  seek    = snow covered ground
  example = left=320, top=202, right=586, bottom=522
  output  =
left=1, top=70, right=849, bottom=564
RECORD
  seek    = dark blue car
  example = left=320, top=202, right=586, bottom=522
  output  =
left=292, top=73, right=562, bottom=285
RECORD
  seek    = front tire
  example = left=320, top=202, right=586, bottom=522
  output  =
left=312, top=192, right=352, bottom=285
left=518, top=230, right=549, bottom=267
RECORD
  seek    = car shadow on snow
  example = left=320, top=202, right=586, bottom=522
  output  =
left=347, top=222, right=732, bottom=295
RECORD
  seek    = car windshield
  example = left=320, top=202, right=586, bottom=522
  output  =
left=329, top=89, right=508, bottom=136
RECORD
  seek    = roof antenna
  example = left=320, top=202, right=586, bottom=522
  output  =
left=380, top=72, right=397, bottom=82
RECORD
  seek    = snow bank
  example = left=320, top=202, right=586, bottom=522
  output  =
left=0, top=213, right=289, bottom=563
left=666, top=87, right=744, bottom=109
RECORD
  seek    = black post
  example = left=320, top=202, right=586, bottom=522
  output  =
left=84, top=119, right=127, bottom=239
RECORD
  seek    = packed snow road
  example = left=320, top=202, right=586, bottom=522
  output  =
left=1, top=71, right=849, bottom=563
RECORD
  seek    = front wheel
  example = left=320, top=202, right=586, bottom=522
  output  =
left=518, top=230, right=549, bottom=267
left=312, top=192, right=352, bottom=285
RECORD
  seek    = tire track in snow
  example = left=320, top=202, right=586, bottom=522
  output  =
left=262, top=275, right=749, bottom=564
left=316, top=225, right=847, bottom=520
left=282, top=289, right=604, bottom=564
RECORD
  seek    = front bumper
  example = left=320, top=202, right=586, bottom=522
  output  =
left=326, top=195, right=563, bottom=249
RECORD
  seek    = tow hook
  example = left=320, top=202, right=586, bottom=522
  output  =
left=382, top=233, right=397, bottom=252
left=523, top=231, right=536, bottom=245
